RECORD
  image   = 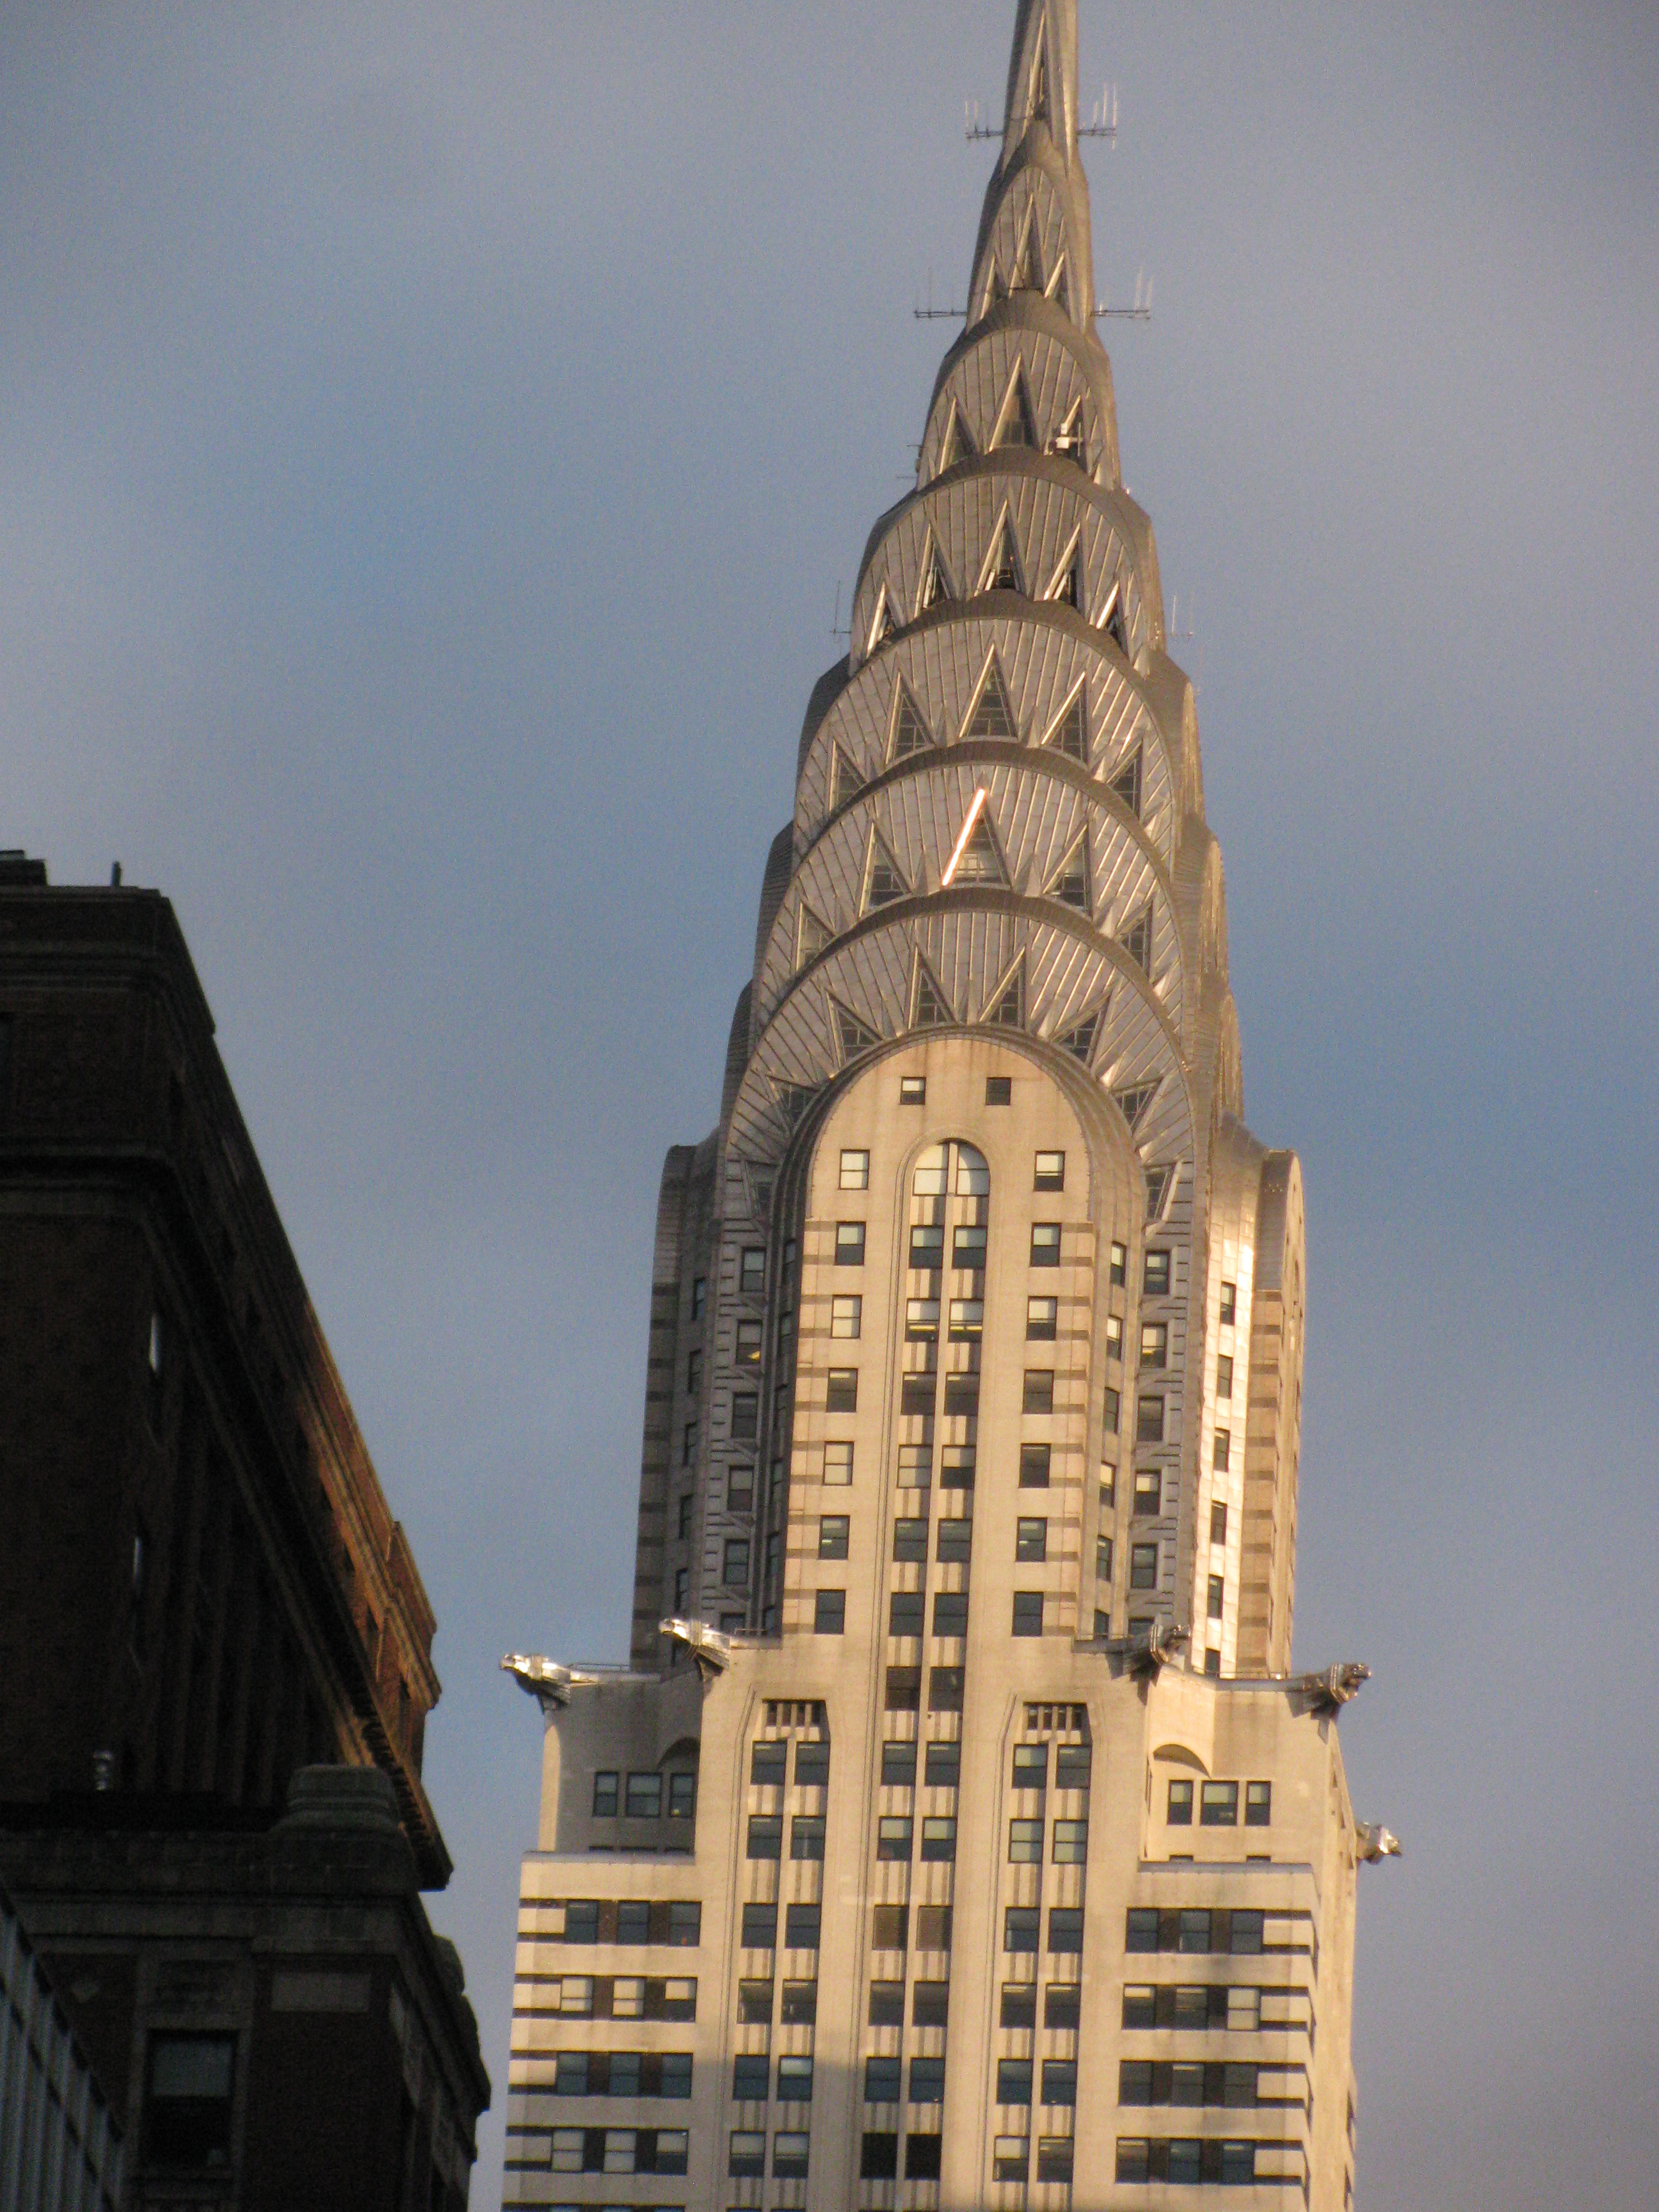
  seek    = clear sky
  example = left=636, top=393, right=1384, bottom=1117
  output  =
left=4, top=3, right=1656, bottom=2203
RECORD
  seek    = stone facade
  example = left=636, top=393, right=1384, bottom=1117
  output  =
left=504, top=6, right=1383, bottom=2208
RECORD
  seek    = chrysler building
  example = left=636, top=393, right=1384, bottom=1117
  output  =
left=503, top=6, right=1388, bottom=2206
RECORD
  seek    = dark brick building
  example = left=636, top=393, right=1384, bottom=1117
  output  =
left=0, top=853, right=488, bottom=2208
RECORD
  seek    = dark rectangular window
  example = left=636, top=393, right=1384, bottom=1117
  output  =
left=730, top=1394, right=758, bottom=1439
left=746, top=1815, right=781, bottom=1860
left=822, top=1369, right=857, bottom=1416
left=794, top=1740, right=830, bottom=1788
left=940, top=1445, right=976, bottom=1491
left=1030, top=1222, right=1062, bottom=1267
left=877, top=1816, right=913, bottom=1861
left=1013, top=1742, right=1048, bottom=1792
left=616, top=1900, right=650, bottom=1943
left=780, top=1979, right=817, bottom=2025
left=1130, top=1542, right=1158, bottom=1589
left=561, top=1900, right=599, bottom=1944
left=1004, top=1907, right=1040, bottom=1953
left=785, top=1903, right=822, bottom=1949
left=1246, top=1781, right=1272, bottom=1827
left=1210, top=1500, right=1228, bottom=1544
left=884, top=1665, right=921, bottom=1712
left=915, top=1904, right=952, bottom=1951
left=1023, top=1368, right=1055, bottom=1412
left=1104, top=1383, right=1121, bottom=1431
left=900, top=1075, right=926, bottom=1104
left=986, top=1075, right=1012, bottom=1105
left=741, top=1902, right=777, bottom=1950
left=1027, top=1297, right=1058, bottom=1340
left=1230, top=1910, right=1265, bottom=1956
left=1133, top=1468, right=1162, bottom=1516
left=751, top=1740, right=787, bottom=1786
left=889, top=1590, right=925, bottom=1637
left=733, top=2053, right=769, bottom=2099
left=1001, top=1980, right=1037, bottom=2028
left=1016, top=1517, right=1048, bottom=1561
left=1096, top=1533, right=1114, bottom=1580
left=1137, top=1395, right=1166, bottom=1443
left=625, top=1770, right=662, bottom=1819
left=936, top=1516, right=972, bottom=1560
left=777, top=2054, right=813, bottom=2103
left=729, top=2129, right=766, bottom=2177
left=1034, top=1150, right=1065, bottom=1191
left=942, top=1375, right=979, bottom=1416
left=924, top=1740, right=960, bottom=1787
left=928, top=1665, right=965, bottom=1711
left=1045, top=1982, right=1081, bottom=2029
left=901, top=1373, right=937, bottom=1415
left=861, top=2129, right=899, bottom=2179
left=1217, top=1353, right=1234, bottom=1399
left=871, top=1904, right=908, bottom=1952
left=1125, top=1908, right=1160, bottom=1953
left=1012, top=1592, right=1044, bottom=1636
left=723, top=1538, right=751, bottom=1587
left=733, top=1322, right=760, bottom=1368
left=1179, top=1909, right=1214, bottom=1953
left=737, top=1978, right=773, bottom=2023
left=668, top=1772, right=696, bottom=1820
left=1144, top=1249, right=1171, bottom=1296
left=836, top=1221, right=866, bottom=1265
left=1206, top=1573, right=1226, bottom=1623
left=814, top=1591, right=846, bottom=1635
left=791, top=1815, right=826, bottom=1861
left=1019, top=1441, right=1052, bottom=1488
left=869, top=1979, right=904, bottom=2025
left=906, top=2131, right=944, bottom=2179
left=909, top=1222, right=944, bottom=1269
left=881, top=1740, right=917, bottom=1786
left=933, top=1591, right=968, bottom=1635
left=592, top=1771, right=619, bottom=1817
left=910, top=2056, right=946, bottom=2103
left=1220, top=1279, right=1237, bottom=1324
left=893, top=1517, right=927, bottom=1561
left=953, top=1222, right=988, bottom=1269
left=1048, top=1909, right=1084, bottom=1955
left=1037, top=2136, right=1075, bottom=2183
left=1201, top=1781, right=1239, bottom=1826
left=1119, top=2058, right=1154, bottom=2104
left=818, top=1516, right=849, bottom=1560
left=997, top=2058, right=1034, bottom=2106
left=912, top=1980, right=950, bottom=2028
left=1121, top=1985, right=1157, bottom=2028
left=143, top=2035, right=236, bottom=2170
left=741, top=1247, right=766, bottom=1292
left=1167, top=1777, right=1194, bottom=1825
left=920, top=1816, right=956, bottom=1862
left=1041, top=2060, right=1077, bottom=2106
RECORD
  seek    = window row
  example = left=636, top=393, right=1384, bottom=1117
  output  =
left=542, top=1900, right=701, bottom=1947
left=733, top=2053, right=817, bottom=2103
left=1116, top=2138, right=1261, bottom=2186
left=737, top=1976, right=818, bottom=2024
left=1007, top=1817, right=1088, bottom=1863
left=1123, top=1983, right=1265, bottom=2032
left=1167, top=1778, right=1271, bottom=1827
left=883, top=1665, right=965, bottom=1712
left=551, top=2053, right=691, bottom=2099
left=591, top=1771, right=694, bottom=1820
left=815, top=1590, right=1050, bottom=1637
left=746, top=1815, right=827, bottom=1861
left=1119, top=2060, right=1263, bottom=2109
left=993, top=2136, right=1076, bottom=2184
left=996, top=2058, right=1078, bottom=2108
left=862, top=2055, right=947, bottom=2104
left=998, top=1980, right=1080, bottom=2030
left=543, top=2127, right=688, bottom=2176
left=728, top=2129, right=810, bottom=2180
left=831, top=1221, right=1078, bottom=1270
left=534, top=1976, right=696, bottom=2022
left=749, top=1738, right=830, bottom=1788
left=1125, top=1908, right=1268, bottom=1957
left=1004, top=1907, right=1084, bottom=1955
left=739, top=1902, right=824, bottom=1952
left=876, top=1815, right=958, bottom=1861
left=858, top=2131, right=945, bottom=2183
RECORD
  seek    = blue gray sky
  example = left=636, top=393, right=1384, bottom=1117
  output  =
left=4, top=3, right=1656, bottom=2202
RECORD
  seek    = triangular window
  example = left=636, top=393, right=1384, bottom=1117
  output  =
left=797, top=903, right=832, bottom=969
left=983, top=958, right=1025, bottom=1029
left=1029, top=39, right=1051, bottom=125
left=832, top=998, right=881, bottom=1062
left=1046, top=535, right=1084, bottom=611
left=940, top=405, right=975, bottom=472
left=991, top=370, right=1039, bottom=451
left=988, top=262, right=1007, bottom=306
left=917, top=538, right=952, bottom=615
left=1114, top=1080, right=1160, bottom=1133
left=1100, top=579, right=1130, bottom=659
left=1045, top=685, right=1089, bottom=764
left=1121, top=901, right=1154, bottom=973
left=1056, top=1006, right=1103, bottom=1064
left=776, top=1082, right=815, bottom=1126
left=912, top=959, right=954, bottom=1029
left=864, top=831, right=910, bottom=913
left=1050, top=398, right=1087, bottom=470
left=963, top=655, right=1018, bottom=741
left=1011, top=213, right=1041, bottom=294
left=947, top=806, right=1009, bottom=886
left=1145, top=1164, right=1173, bottom=1221
left=831, top=745, right=863, bottom=811
left=981, top=513, right=1023, bottom=596
left=1109, top=747, right=1142, bottom=816
left=1048, top=830, right=1091, bottom=913
left=890, top=684, right=933, bottom=763
left=1046, top=258, right=1071, bottom=314
left=869, top=589, right=898, bottom=653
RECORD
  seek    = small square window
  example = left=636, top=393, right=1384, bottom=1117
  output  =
left=1034, top=1150, right=1065, bottom=1191
left=933, top=1590, right=968, bottom=1637
left=831, top=1294, right=862, bottom=1338
left=871, top=1904, right=909, bottom=1952
left=592, top=1771, right=619, bottom=1817
left=869, top=1978, right=904, bottom=2026
left=1040, top=2060, right=1078, bottom=2106
left=986, top=1075, right=1012, bottom=1105
left=835, top=1221, right=866, bottom=1265
left=819, top=1515, right=849, bottom=1560
left=1048, top=1908, right=1084, bottom=1955
left=910, top=1220, right=944, bottom=1269
left=912, top=1978, right=950, bottom=2026
left=1019, top=1442, right=1051, bottom=1489
left=823, top=1440, right=854, bottom=1485
left=786, top=1902, right=822, bottom=1948
left=733, top=2046, right=769, bottom=2096
left=897, top=1443, right=933, bottom=1487
left=1027, top=1296, right=1058, bottom=1340
left=884, top=1666, right=921, bottom=1712
left=889, top=1591, right=925, bottom=1638
left=1004, top=1905, right=1040, bottom=1953
left=625, top=1770, right=662, bottom=1818
left=910, top=2055, right=947, bottom=2102
left=905, top=1296, right=940, bottom=1342
left=1116, top=2138, right=1151, bottom=2185
left=927, top=1665, right=965, bottom=1712
left=1143, top=1248, right=1171, bottom=1296
left=1246, top=1781, right=1272, bottom=1827
left=1130, top=1542, right=1159, bottom=1590
left=1136, top=1395, right=1165, bottom=1443
left=741, top=1902, right=778, bottom=1949
left=840, top=1148, right=870, bottom=1189
left=861, top=2129, right=899, bottom=2179
left=865, top=2055, right=902, bottom=2103
left=1220, top=1279, right=1237, bottom=1325
left=924, top=1739, right=960, bottom=1786
left=813, top=1591, right=846, bottom=1635
left=741, top=1248, right=766, bottom=1293
left=878, top=1815, right=913, bottom=1861
left=952, top=1220, right=988, bottom=1268
left=1217, top=1353, right=1234, bottom=1399
left=1038, top=2134, right=1075, bottom=2182
left=826, top=1367, right=858, bottom=1412
left=1167, top=1777, right=1194, bottom=1825
left=997, top=2057, right=1034, bottom=2106
left=728, top=2129, right=767, bottom=2178
left=1210, top=1500, right=1228, bottom=1544
left=555, top=1975, right=593, bottom=2015
left=1030, top=1222, right=1062, bottom=1267
left=1016, top=1516, right=1048, bottom=1561
left=1121, top=1984, right=1156, bottom=2028
left=906, top=2129, right=943, bottom=2177
left=948, top=1297, right=983, bottom=1340
left=1052, top=1818, right=1087, bottom=1864
left=1011, top=1591, right=1045, bottom=1637
left=900, top=1076, right=926, bottom=1103
left=994, top=2135, right=1030, bottom=2182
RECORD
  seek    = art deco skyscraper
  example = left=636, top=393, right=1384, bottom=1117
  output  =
left=505, top=8, right=1388, bottom=2206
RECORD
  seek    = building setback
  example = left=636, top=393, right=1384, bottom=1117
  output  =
left=0, top=856, right=489, bottom=2206
left=504, top=6, right=1393, bottom=2209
